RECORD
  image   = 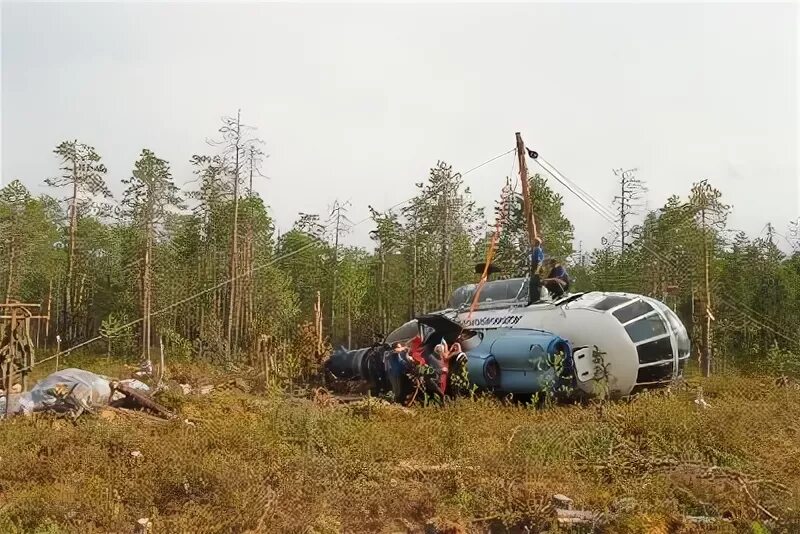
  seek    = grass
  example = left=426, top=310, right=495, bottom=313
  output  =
left=1, top=354, right=799, bottom=533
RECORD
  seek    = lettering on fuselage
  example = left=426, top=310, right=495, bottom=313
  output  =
left=458, top=315, right=522, bottom=328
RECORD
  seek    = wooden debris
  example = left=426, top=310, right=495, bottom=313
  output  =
left=110, top=381, right=174, bottom=419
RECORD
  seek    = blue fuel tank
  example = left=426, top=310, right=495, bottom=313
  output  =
left=465, top=329, right=573, bottom=394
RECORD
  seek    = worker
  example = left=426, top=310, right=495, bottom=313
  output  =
left=526, top=237, right=545, bottom=305
left=384, top=341, right=414, bottom=403
left=530, top=237, right=544, bottom=274
left=541, top=258, right=570, bottom=298
left=424, top=339, right=463, bottom=401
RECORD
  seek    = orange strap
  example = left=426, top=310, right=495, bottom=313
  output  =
left=468, top=180, right=513, bottom=319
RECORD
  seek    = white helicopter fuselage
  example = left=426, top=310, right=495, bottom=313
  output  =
left=448, top=289, right=691, bottom=397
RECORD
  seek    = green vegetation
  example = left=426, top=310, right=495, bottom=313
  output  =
left=3, top=112, right=800, bottom=532
left=1, top=357, right=799, bottom=533
left=2, top=121, right=798, bottom=370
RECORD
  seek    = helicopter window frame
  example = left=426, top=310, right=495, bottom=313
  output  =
left=634, top=332, right=672, bottom=348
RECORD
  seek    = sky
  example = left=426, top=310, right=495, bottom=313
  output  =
left=2, top=1, right=798, bottom=254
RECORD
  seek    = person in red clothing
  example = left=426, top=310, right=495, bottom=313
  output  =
left=407, top=334, right=426, bottom=366
left=431, top=340, right=464, bottom=396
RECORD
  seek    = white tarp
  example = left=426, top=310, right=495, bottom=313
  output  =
left=0, top=368, right=149, bottom=418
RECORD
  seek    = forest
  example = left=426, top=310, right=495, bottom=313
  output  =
left=2, top=111, right=799, bottom=381
left=4, top=114, right=800, bottom=533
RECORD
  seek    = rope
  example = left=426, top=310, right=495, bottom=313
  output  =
left=468, top=179, right=514, bottom=319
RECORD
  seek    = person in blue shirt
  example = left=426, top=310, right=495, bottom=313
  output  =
left=541, top=258, right=570, bottom=298
left=527, top=237, right=545, bottom=304
left=530, top=237, right=544, bottom=274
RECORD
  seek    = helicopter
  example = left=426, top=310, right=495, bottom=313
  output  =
left=326, top=133, right=691, bottom=401
left=325, top=272, right=691, bottom=402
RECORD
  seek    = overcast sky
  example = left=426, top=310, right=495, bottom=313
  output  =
left=2, top=2, right=798, bottom=253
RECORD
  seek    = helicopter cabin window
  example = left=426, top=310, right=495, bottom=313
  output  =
left=625, top=314, right=667, bottom=343
left=636, top=361, right=673, bottom=383
left=592, top=295, right=631, bottom=311
left=637, top=337, right=674, bottom=365
left=612, top=299, right=654, bottom=323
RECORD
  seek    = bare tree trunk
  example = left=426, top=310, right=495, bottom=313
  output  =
left=45, top=279, right=52, bottom=347
left=233, top=243, right=242, bottom=359
left=227, top=206, right=239, bottom=361
left=4, top=235, right=15, bottom=302
left=65, top=168, right=78, bottom=339
left=246, top=230, right=254, bottom=344
left=142, top=221, right=153, bottom=365
left=226, top=109, right=242, bottom=361
left=378, top=250, right=386, bottom=335
left=75, top=273, right=87, bottom=338
left=411, top=232, right=417, bottom=318
left=347, top=298, right=352, bottom=350
left=701, top=208, right=711, bottom=377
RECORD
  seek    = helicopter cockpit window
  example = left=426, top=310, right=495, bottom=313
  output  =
left=593, top=295, right=631, bottom=311
left=447, top=285, right=475, bottom=309
left=612, top=300, right=654, bottom=323
left=625, top=314, right=667, bottom=343
left=649, top=299, right=691, bottom=358
left=514, top=279, right=529, bottom=301
left=449, top=278, right=527, bottom=308
left=476, top=280, right=513, bottom=303
left=385, top=320, right=418, bottom=345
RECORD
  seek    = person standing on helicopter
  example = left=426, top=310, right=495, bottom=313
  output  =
left=530, top=236, right=544, bottom=274
left=527, top=236, right=545, bottom=304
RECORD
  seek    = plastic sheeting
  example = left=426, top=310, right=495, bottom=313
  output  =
left=0, top=368, right=150, bottom=418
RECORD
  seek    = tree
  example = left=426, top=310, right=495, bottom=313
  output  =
left=277, top=216, right=330, bottom=320
left=121, top=149, right=184, bottom=365
left=689, top=179, right=729, bottom=377
left=45, top=140, right=111, bottom=340
left=336, top=247, right=370, bottom=348
left=493, top=173, right=574, bottom=276
left=403, top=161, right=483, bottom=307
left=99, top=312, right=130, bottom=361
left=0, top=181, right=61, bottom=305
left=789, top=218, right=799, bottom=251
left=207, top=110, right=266, bottom=360
left=612, top=167, right=646, bottom=254
left=327, top=200, right=352, bottom=341
left=369, top=207, right=404, bottom=334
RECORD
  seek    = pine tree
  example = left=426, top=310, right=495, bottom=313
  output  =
left=121, top=149, right=184, bottom=365
left=45, top=140, right=111, bottom=340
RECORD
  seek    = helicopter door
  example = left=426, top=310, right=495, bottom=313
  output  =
left=572, top=347, right=595, bottom=383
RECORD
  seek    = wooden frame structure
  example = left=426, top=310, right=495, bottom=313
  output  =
left=1, top=301, right=50, bottom=416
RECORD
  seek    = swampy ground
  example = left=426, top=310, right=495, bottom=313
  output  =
left=1, top=355, right=798, bottom=533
